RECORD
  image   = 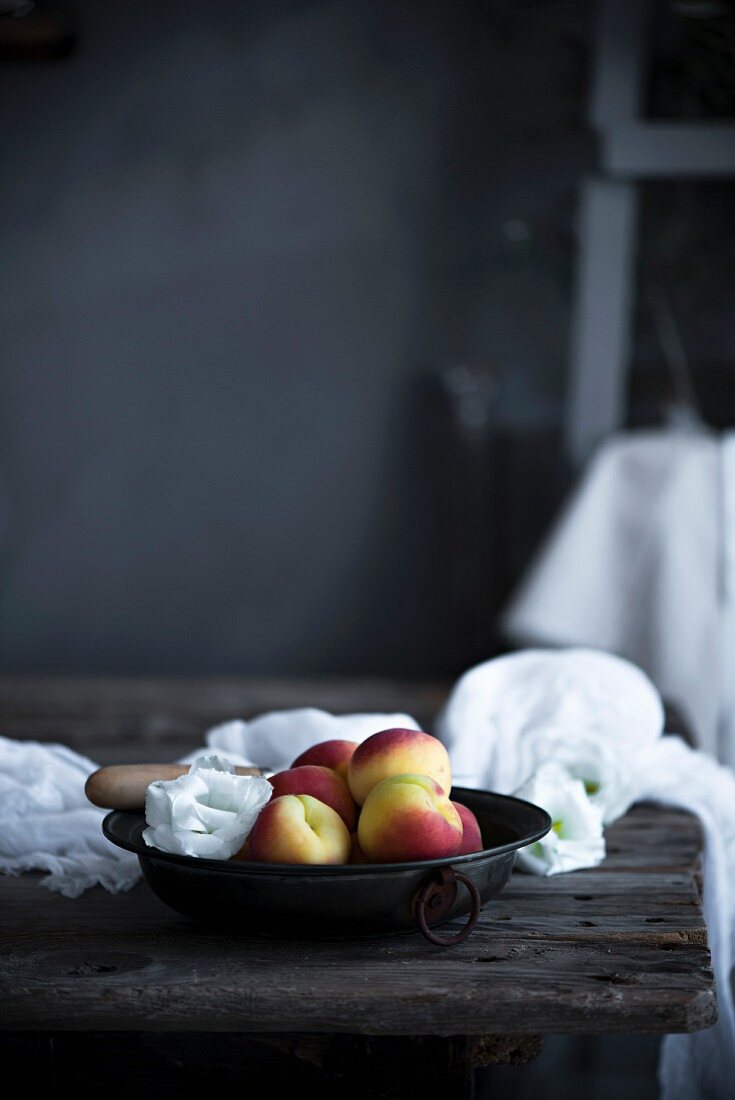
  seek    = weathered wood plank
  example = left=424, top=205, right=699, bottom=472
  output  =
left=0, top=676, right=448, bottom=754
left=0, top=865, right=707, bottom=944
left=0, top=924, right=714, bottom=1035
left=0, top=826, right=715, bottom=1037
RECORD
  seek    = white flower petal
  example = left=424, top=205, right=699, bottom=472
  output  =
left=142, top=823, right=177, bottom=852
left=143, top=757, right=272, bottom=860
left=526, top=733, right=635, bottom=824
left=189, top=755, right=235, bottom=776
left=515, top=763, right=605, bottom=876
left=196, top=769, right=249, bottom=813
left=144, top=781, right=174, bottom=828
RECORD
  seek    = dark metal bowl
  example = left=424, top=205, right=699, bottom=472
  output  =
left=103, top=786, right=550, bottom=945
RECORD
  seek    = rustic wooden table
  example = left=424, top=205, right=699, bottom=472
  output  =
left=0, top=678, right=717, bottom=1099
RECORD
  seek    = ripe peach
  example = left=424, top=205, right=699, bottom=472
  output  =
left=248, top=794, right=351, bottom=865
left=347, top=728, right=452, bottom=806
left=452, top=801, right=483, bottom=855
left=268, top=765, right=357, bottom=830
left=291, top=739, right=358, bottom=781
left=357, top=773, right=463, bottom=862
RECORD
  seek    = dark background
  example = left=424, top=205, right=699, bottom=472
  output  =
left=1, top=0, right=733, bottom=678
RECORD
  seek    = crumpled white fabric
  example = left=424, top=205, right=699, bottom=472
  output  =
left=514, top=762, right=605, bottom=875
left=635, top=736, right=735, bottom=1100
left=0, top=737, right=140, bottom=897
left=204, top=708, right=420, bottom=774
left=438, top=647, right=735, bottom=1100
left=503, top=430, right=726, bottom=763
left=439, top=650, right=630, bottom=874
left=439, top=647, right=662, bottom=807
left=143, top=756, right=272, bottom=859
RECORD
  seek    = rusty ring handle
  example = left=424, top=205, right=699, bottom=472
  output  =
left=415, top=867, right=481, bottom=947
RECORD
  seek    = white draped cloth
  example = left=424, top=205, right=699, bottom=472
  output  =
left=504, top=428, right=734, bottom=766
left=0, top=738, right=141, bottom=896
left=498, top=428, right=735, bottom=1099
left=437, top=648, right=735, bottom=1100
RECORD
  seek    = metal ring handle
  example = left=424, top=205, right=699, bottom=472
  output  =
left=415, top=868, right=481, bottom=947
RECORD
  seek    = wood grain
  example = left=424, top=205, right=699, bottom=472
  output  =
left=85, top=763, right=262, bottom=810
left=0, top=675, right=448, bottom=761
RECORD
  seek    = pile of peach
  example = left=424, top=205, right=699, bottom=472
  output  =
left=238, top=728, right=483, bottom=865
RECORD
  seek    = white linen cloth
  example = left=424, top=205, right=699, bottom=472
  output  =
left=0, top=737, right=140, bottom=897
left=203, top=708, right=420, bottom=775
left=503, top=429, right=732, bottom=765
left=440, top=647, right=664, bottom=803
left=438, top=648, right=735, bottom=1100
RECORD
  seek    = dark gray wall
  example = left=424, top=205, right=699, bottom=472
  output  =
left=0, top=1, right=589, bottom=675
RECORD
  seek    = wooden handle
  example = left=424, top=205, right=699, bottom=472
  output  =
left=85, top=764, right=262, bottom=811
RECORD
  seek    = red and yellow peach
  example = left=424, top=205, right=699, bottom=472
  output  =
left=452, top=801, right=483, bottom=855
left=291, top=739, right=358, bottom=781
left=248, top=794, right=351, bottom=865
left=347, top=728, right=452, bottom=806
left=268, top=765, right=357, bottom=830
left=357, top=773, right=463, bottom=862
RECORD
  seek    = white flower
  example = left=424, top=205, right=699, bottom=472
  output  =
left=142, top=755, right=272, bottom=859
left=525, top=732, right=635, bottom=824
left=515, top=762, right=605, bottom=875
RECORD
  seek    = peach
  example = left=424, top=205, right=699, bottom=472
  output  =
left=291, top=739, right=358, bottom=781
left=230, top=839, right=250, bottom=862
left=452, top=802, right=483, bottom=855
left=347, top=728, right=452, bottom=806
left=357, top=773, right=463, bottom=863
left=249, top=794, right=351, bottom=865
left=268, top=765, right=357, bottom=830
